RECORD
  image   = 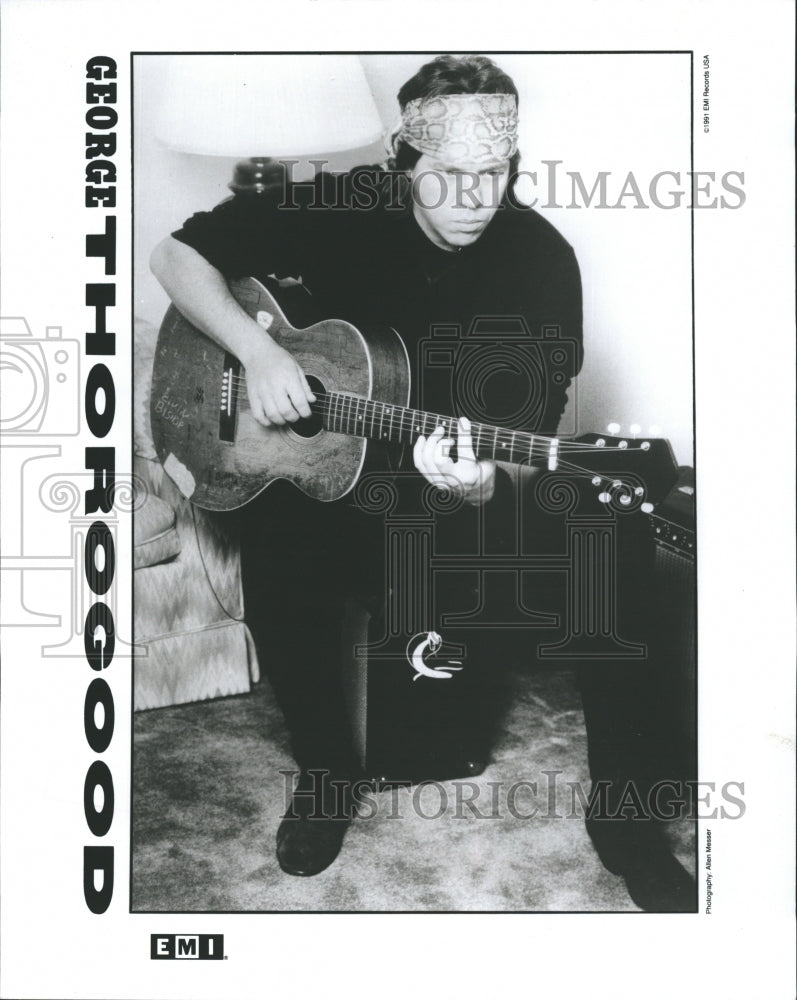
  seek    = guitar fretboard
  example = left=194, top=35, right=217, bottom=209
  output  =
left=314, top=392, right=553, bottom=466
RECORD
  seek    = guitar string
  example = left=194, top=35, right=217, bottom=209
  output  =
left=224, top=372, right=629, bottom=449
left=220, top=381, right=642, bottom=488
left=223, top=378, right=639, bottom=457
left=225, top=394, right=639, bottom=465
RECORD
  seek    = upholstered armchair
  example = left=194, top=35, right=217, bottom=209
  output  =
left=133, top=317, right=260, bottom=710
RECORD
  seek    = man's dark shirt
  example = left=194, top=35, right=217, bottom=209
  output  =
left=172, top=169, right=583, bottom=436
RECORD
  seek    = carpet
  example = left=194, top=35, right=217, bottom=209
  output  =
left=132, top=665, right=695, bottom=912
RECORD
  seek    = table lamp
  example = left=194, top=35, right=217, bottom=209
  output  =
left=154, top=55, right=384, bottom=194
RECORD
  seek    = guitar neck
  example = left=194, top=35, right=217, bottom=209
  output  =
left=314, top=392, right=555, bottom=467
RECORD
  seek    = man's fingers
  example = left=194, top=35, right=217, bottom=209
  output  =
left=247, top=390, right=272, bottom=427
left=425, top=427, right=451, bottom=471
left=261, top=391, right=290, bottom=425
left=413, top=434, right=432, bottom=478
left=415, top=428, right=461, bottom=492
left=288, top=383, right=313, bottom=419
left=299, top=370, right=317, bottom=403
left=276, top=387, right=303, bottom=421
left=264, top=405, right=285, bottom=425
left=259, top=384, right=303, bottom=424
left=414, top=433, right=444, bottom=482
left=457, top=416, right=476, bottom=462
left=414, top=424, right=484, bottom=498
left=437, top=438, right=455, bottom=470
left=279, top=404, right=300, bottom=422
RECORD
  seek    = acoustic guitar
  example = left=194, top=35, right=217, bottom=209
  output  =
left=151, top=276, right=678, bottom=512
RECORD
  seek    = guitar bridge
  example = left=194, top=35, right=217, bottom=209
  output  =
left=219, top=353, right=241, bottom=442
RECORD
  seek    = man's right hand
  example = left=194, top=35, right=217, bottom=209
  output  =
left=149, top=237, right=316, bottom=427
left=243, top=338, right=316, bottom=426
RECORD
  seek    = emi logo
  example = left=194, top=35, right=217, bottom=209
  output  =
left=150, top=934, right=224, bottom=960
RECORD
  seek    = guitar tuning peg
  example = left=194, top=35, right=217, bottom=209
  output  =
left=648, top=424, right=661, bottom=436
left=641, top=502, right=654, bottom=514
left=607, top=421, right=620, bottom=434
left=630, top=423, right=641, bottom=437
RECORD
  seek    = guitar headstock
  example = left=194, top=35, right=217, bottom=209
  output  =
left=564, top=428, right=679, bottom=512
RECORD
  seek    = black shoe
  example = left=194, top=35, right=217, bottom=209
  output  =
left=276, top=771, right=353, bottom=877
left=619, top=849, right=697, bottom=912
left=585, top=817, right=697, bottom=912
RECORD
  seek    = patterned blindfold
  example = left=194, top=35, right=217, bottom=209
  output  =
left=393, top=93, right=519, bottom=164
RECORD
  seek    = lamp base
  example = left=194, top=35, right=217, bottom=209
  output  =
left=228, top=157, right=287, bottom=196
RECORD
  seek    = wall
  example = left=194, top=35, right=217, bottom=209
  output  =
left=134, top=53, right=693, bottom=465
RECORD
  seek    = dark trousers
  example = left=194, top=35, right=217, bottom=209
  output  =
left=239, top=482, right=377, bottom=777
left=239, top=472, right=694, bottom=807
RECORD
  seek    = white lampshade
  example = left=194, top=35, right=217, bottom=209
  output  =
left=154, top=55, right=384, bottom=157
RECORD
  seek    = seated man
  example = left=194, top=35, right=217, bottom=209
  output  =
left=151, top=53, right=695, bottom=910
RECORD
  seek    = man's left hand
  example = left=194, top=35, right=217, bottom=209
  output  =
left=413, top=416, right=496, bottom=506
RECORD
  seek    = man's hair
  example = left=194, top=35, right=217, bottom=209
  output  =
left=393, top=55, right=521, bottom=175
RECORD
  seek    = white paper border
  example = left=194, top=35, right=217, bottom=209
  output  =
left=1, top=2, right=794, bottom=998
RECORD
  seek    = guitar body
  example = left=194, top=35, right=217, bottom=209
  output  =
left=151, top=277, right=410, bottom=511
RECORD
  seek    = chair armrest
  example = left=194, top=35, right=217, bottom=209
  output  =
left=134, top=493, right=181, bottom=569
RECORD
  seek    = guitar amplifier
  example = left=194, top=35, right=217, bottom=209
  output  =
left=340, top=462, right=698, bottom=786
left=340, top=588, right=494, bottom=786
left=647, top=467, right=697, bottom=777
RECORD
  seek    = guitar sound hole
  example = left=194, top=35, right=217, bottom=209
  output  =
left=290, top=374, right=325, bottom=439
